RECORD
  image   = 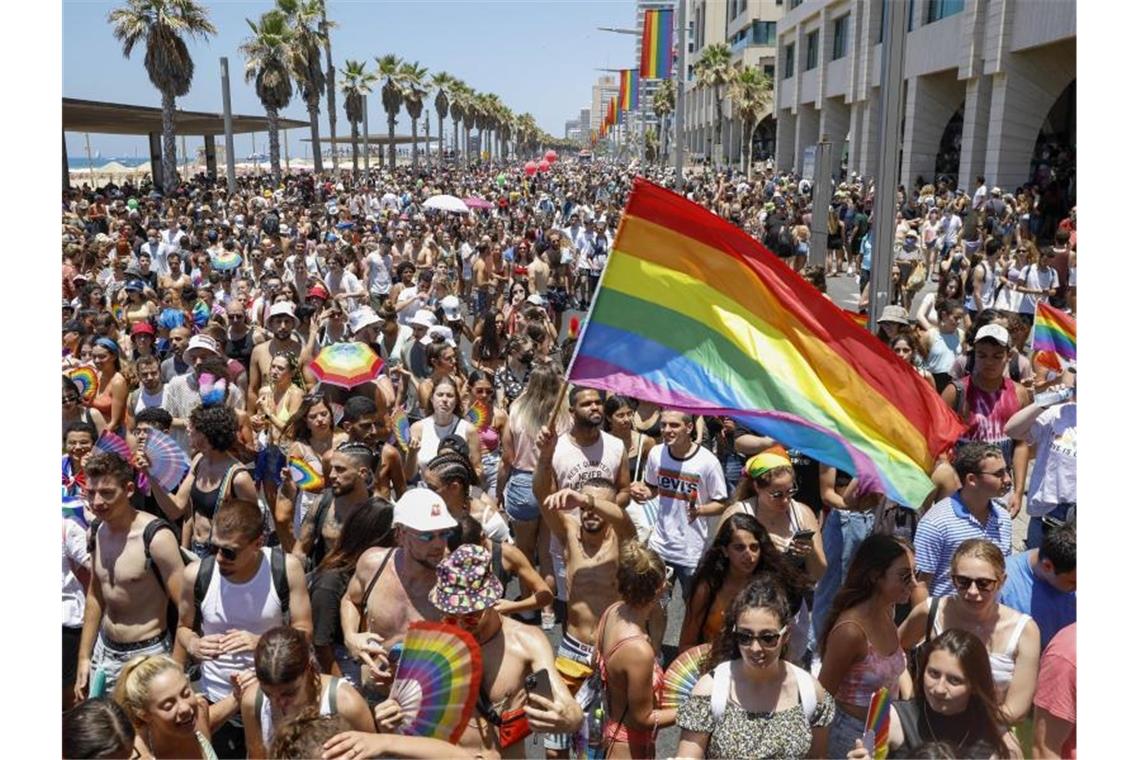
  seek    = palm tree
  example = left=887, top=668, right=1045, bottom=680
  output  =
left=240, top=10, right=294, bottom=184
left=483, top=93, right=504, bottom=160
left=460, top=87, right=478, bottom=165
left=448, top=79, right=469, bottom=163
left=431, top=71, right=454, bottom=167
left=339, top=59, right=376, bottom=179
left=694, top=42, right=735, bottom=170
left=318, top=0, right=338, bottom=170
left=652, top=80, right=676, bottom=168
left=398, top=60, right=428, bottom=168
left=516, top=112, right=538, bottom=156
left=375, top=54, right=404, bottom=169
left=277, top=0, right=326, bottom=174
left=728, top=66, right=773, bottom=180
left=107, top=0, right=217, bottom=193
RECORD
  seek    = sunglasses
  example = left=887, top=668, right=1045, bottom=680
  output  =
left=950, top=574, right=998, bottom=593
left=765, top=486, right=798, bottom=501
left=207, top=542, right=244, bottom=561
left=443, top=611, right=483, bottom=628
left=410, top=528, right=458, bottom=543
left=732, top=626, right=787, bottom=648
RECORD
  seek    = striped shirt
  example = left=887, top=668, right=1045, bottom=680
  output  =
left=915, top=494, right=1012, bottom=597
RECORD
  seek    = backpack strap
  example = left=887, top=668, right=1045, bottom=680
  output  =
left=254, top=688, right=264, bottom=721
left=309, top=489, right=335, bottom=566
left=950, top=378, right=969, bottom=420
left=710, top=661, right=732, bottom=723
left=143, top=519, right=181, bottom=589
left=326, top=677, right=341, bottom=716
left=193, top=555, right=217, bottom=632
left=359, top=548, right=396, bottom=632
left=788, top=663, right=818, bottom=724
left=925, top=596, right=941, bottom=644
left=271, top=546, right=290, bottom=618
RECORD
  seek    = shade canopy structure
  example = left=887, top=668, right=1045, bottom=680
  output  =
left=63, top=97, right=307, bottom=136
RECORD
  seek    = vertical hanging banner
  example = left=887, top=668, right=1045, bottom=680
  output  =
left=640, top=8, right=675, bottom=80
left=620, top=69, right=640, bottom=111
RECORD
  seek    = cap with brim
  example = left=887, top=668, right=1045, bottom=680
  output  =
left=429, top=543, right=504, bottom=615
left=974, top=324, right=1009, bottom=347
left=131, top=322, right=156, bottom=337
left=63, top=320, right=83, bottom=334
left=307, top=285, right=329, bottom=301
left=440, top=295, right=461, bottom=322
left=393, top=488, right=458, bottom=532
left=349, top=309, right=383, bottom=334
left=420, top=325, right=456, bottom=347
left=410, top=309, right=437, bottom=329
left=268, top=302, right=298, bottom=324
left=185, top=334, right=221, bottom=358
left=525, top=294, right=547, bottom=306
left=125, top=279, right=146, bottom=292
left=878, top=305, right=910, bottom=326
left=745, top=445, right=793, bottom=479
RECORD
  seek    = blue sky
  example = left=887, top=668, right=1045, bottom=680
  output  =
left=63, top=0, right=639, bottom=158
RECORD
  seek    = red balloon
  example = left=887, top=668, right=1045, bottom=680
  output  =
left=524, top=160, right=538, bottom=176
left=537, top=159, right=551, bottom=173
left=544, top=149, right=558, bottom=163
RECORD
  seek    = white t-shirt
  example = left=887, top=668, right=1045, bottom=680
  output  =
left=365, top=250, right=393, bottom=296
left=324, top=270, right=363, bottom=313
left=646, top=443, right=728, bottom=569
left=62, top=518, right=89, bottom=628
left=1016, top=264, right=1057, bottom=315
left=1026, top=402, right=1077, bottom=516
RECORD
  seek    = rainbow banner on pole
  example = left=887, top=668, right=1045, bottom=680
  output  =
left=619, top=69, right=639, bottom=111
left=1032, top=301, right=1076, bottom=361
left=568, top=179, right=965, bottom=507
left=640, top=8, right=675, bottom=80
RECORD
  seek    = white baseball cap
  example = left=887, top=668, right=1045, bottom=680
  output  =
left=185, top=334, right=221, bottom=359
left=974, top=324, right=1010, bottom=347
left=440, top=295, right=462, bottom=322
left=268, top=302, right=297, bottom=324
left=410, top=309, right=437, bottom=329
left=420, top=325, right=456, bottom=347
left=394, top=488, right=458, bottom=532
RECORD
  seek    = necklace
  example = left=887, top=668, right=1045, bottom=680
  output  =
left=921, top=700, right=972, bottom=752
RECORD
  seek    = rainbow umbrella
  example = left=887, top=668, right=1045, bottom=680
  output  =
left=310, top=342, right=384, bottom=388
left=210, top=250, right=243, bottom=271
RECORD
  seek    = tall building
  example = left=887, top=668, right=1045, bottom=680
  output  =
left=773, top=0, right=1076, bottom=192
left=591, top=75, right=619, bottom=137
left=564, top=119, right=580, bottom=140
left=579, top=107, right=593, bottom=134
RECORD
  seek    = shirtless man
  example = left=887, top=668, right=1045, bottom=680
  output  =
left=538, top=477, right=636, bottom=758
left=375, top=544, right=582, bottom=759
left=340, top=489, right=456, bottom=702
left=74, top=451, right=186, bottom=700
left=246, top=302, right=303, bottom=411
left=525, top=240, right=550, bottom=299
left=473, top=237, right=495, bottom=316
left=339, top=396, right=406, bottom=500
left=290, top=443, right=375, bottom=570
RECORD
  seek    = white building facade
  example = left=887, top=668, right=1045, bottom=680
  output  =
left=774, top=0, right=1075, bottom=191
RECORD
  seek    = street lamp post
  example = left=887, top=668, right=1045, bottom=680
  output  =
left=673, top=0, right=687, bottom=190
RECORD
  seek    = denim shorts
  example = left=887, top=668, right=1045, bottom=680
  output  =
left=827, top=705, right=868, bottom=758
left=92, top=630, right=171, bottom=695
left=544, top=632, right=596, bottom=750
left=504, top=469, right=540, bottom=522
left=481, top=451, right=501, bottom=501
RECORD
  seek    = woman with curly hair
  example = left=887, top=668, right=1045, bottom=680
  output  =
left=675, top=577, right=834, bottom=759
left=679, top=513, right=812, bottom=651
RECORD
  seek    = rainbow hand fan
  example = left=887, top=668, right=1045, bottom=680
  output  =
left=465, top=399, right=491, bottom=429
left=288, top=457, right=325, bottom=493
left=660, top=643, right=711, bottom=709
left=390, top=408, right=411, bottom=452
left=143, top=428, right=190, bottom=492
left=862, top=686, right=891, bottom=760
left=95, top=431, right=133, bottom=462
left=66, top=366, right=98, bottom=405
left=390, top=621, right=483, bottom=743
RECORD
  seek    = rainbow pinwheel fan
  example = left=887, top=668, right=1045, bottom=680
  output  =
left=95, top=431, right=133, bottom=461
left=66, top=366, right=98, bottom=405
left=390, top=407, right=411, bottom=452
left=288, top=457, right=325, bottom=493
left=661, top=643, right=711, bottom=709
left=390, top=621, right=483, bottom=743
left=465, top=399, right=491, bottom=429
left=143, top=428, right=190, bottom=492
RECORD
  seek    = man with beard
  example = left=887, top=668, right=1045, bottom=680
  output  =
left=291, top=443, right=376, bottom=570
left=124, top=354, right=167, bottom=431
left=160, top=326, right=192, bottom=382
left=223, top=299, right=262, bottom=375
left=338, top=396, right=406, bottom=500
left=340, top=489, right=457, bottom=704
left=246, top=302, right=302, bottom=412
left=538, top=477, right=635, bottom=758
left=162, top=335, right=244, bottom=454
left=534, top=387, right=630, bottom=628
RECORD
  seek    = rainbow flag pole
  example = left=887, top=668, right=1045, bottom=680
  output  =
left=1032, top=301, right=1076, bottom=361
left=567, top=179, right=965, bottom=507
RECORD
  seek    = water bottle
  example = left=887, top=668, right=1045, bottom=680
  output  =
left=1034, top=386, right=1073, bottom=407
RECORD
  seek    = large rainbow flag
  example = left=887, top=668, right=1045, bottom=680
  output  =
left=619, top=69, right=639, bottom=111
left=640, top=8, right=674, bottom=80
left=1032, top=301, right=1076, bottom=361
left=568, top=179, right=965, bottom=507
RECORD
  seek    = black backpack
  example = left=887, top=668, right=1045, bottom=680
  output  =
left=192, top=546, right=291, bottom=630
left=764, top=219, right=794, bottom=258
left=89, top=517, right=187, bottom=636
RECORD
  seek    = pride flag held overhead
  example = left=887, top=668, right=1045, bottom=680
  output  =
left=640, top=8, right=674, bottom=79
left=568, top=179, right=965, bottom=507
left=619, top=69, right=639, bottom=110
left=1032, top=301, right=1076, bottom=361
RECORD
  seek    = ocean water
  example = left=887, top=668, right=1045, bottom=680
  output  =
left=66, top=157, right=196, bottom=169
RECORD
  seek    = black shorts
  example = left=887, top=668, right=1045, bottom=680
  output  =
left=63, top=625, right=82, bottom=686
left=547, top=287, right=570, bottom=314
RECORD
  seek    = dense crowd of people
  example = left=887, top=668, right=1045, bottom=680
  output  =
left=61, top=154, right=1075, bottom=759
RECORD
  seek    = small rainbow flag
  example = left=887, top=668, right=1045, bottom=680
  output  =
left=863, top=687, right=892, bottom=759
left=1032, top=302, right=1075, bottom=361
left=619, top=69, right=639, bottom=111
left=465, top=399, right=491, bottom=429
left=568, top=179, right=965, bottom=507
left=640, top=8, right=674, bottom=80
left=288, top=457, right=325, bottom=493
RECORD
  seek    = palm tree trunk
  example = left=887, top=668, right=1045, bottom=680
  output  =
left=387, top=115, right=397, bottom=170
left=160, top=89, right=178, bottom=193
left=308, top=98, right=324, bottom=174
left=267, top=107, right=282, bottom=183
left=322, top=9, right=337, bottom=172
left=746, top=121, right=757, bottom=181
left=424, top=115, right=430, bottom=165
left=351, top=120, right=359, bottom=179
left=713, top=88, right=723, bottom=171
left=438, top=114, right=445, bottom=168
left=452, top=118, right=459, bottom=164
left=411, top=119, right=419, bottom=169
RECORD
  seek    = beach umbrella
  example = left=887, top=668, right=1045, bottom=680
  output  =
left=310, top=342, right=384, bottom=388
left=463, top=196, right=494, bottom=210
left=423, top=194, right=471, bottom=214
left=537, top=160, right=551, bottom=173
left=544, top=149, right=558, bottom=163
left=524, top=161, right=538, bottom=177
left=210, top=250, right=243, bottom=271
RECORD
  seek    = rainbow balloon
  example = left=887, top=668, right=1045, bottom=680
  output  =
left=465, top=399, right=491, bottom=429
left=660, top=643, right=711, bottom=709
left=390, top=621, right=483, bottom=743
left=864, top=686, right=891, bottom=760
left=67, top=366, right=98, bottom=405
left=288, top=457, right=325, bottom=493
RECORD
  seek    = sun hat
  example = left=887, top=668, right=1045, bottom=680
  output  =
left=877, top=305, right=911, bottom=326
left=393, top=488, right=458, bottom=532
left=410, top=309, right=437, bottom=330
left=420, top=325, right=456, bottom=347
left=348, top=308, right=383, bottom=334
left=428, top=544, right=504, bottom=616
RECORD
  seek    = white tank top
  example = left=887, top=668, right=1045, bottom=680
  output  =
left=258, top=677, right=339, bottom=748
left=135, top=386, right=166, bottom=414
left=415, top=416, right=472, bottom=474
left=550, top=431, right=625, bottom=491
left=199, top=548, right=285, bottom=702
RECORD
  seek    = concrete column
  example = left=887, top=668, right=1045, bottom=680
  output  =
left=204, top=135, right=217, bottom=179
left=900, top=72, right=963, bottom=191
left=793, top=105, right=819, bottom=175
left=775, top=108, right=796, bottom=171
left=819, top=96, right=849, bottom=181
left=957, top=75, right=992, bottom=189
left=984, top=40, right=1076, bottom=191
left=856, top=88, right=881, bottom=178
left=848, top=102, right=864, bottom=180
left=148, top=132, right=163, bottom=193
